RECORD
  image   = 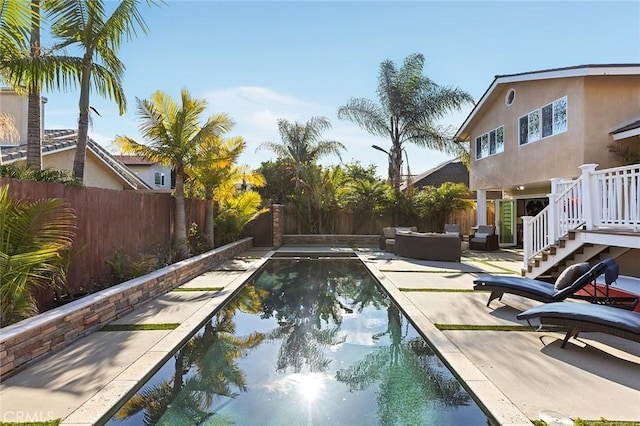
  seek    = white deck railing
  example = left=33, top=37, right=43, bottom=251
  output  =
left=523, top=163, right=640, bottom=270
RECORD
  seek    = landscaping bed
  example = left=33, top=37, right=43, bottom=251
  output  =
left=0, top=238, right=252, bottom=380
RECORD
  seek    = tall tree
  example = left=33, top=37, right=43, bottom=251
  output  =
left=187, top=128, right=265, bottom=247
left=114, top=88, right=232, bottom=255
left=337, top=53, right=474, bottom=191
left=0, top=0, right=81, bottom=170
left=256, top=116, right=345, bottom=233
left=47, top=0, right=157, bottom=182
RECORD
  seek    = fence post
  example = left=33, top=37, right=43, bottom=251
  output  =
left=579, top=164, right=598, bottom=230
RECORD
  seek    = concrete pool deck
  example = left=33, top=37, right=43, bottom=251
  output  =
left=0, top=246, right=639, bottom=425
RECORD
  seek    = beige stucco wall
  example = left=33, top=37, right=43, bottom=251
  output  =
left=467, top=75, right=640, bottom=192
left=583, top=75, right=640, bottom=169
left=0, top=90, right=28, bottom=144
left=44, top=149, right=127, bottom=190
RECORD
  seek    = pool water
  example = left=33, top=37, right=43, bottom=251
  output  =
left=106, top=257, right=488, bottom=425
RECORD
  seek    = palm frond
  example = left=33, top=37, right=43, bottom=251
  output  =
left=337, top=98, right=389, bottom=137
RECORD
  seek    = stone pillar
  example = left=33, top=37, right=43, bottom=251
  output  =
left=272, top=204, right=284, bottom=248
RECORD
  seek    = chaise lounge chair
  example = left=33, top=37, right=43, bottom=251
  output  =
left=517, top=302, right=640, bottom=348
left=473, top=258, right=615, bottom=308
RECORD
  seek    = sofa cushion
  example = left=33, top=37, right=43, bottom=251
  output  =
left=382, top=227, right=395, bottom=238
left=554, top=262, right=591, bottom=291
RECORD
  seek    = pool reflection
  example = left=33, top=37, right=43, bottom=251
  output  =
left=108, top=258, right=486, bottom=425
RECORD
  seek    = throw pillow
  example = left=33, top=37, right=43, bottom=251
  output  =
left=554, top=262, right=590, bottom=291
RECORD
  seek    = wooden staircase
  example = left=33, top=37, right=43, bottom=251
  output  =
left=523, top=230, right=632, bottom=279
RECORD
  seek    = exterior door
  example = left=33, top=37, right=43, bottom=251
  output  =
left=497, top=200, right=516, bottom=245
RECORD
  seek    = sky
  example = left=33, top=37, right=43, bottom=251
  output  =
left=40, top=0, right=640, bottom=178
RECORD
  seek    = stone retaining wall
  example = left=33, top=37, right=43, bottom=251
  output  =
left=0, top=238, right=253, bottom=380
left=282, top=234, right=379, bottom=247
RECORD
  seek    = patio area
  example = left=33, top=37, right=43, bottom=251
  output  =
left=0, top=245, right=638, bottom=425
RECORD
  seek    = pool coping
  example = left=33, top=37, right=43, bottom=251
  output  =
left=358, top=252, right=532, bottom=426
left=60, top=251, right=275, bottom=426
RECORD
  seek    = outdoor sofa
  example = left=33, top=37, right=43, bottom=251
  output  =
left=395, top=231, right=461, bottom=262
left=380, top=226, right=417, bottom=252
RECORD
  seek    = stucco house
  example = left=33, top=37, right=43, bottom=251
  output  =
left=0, top=88, right=150, bottom=190
left=114, top=155, right=172, bottom=192
left=455, top=64, right=640, bottom=277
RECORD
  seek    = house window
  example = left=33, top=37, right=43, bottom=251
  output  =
left=505, top=88, right=516, bottom=106
left=154, top=171, right=165, bottom=186
left=475, top=125, right=504, bottom=159
left=519, top=96, right=568, bottom=145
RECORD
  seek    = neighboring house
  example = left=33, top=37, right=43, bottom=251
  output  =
left=0, top=88, right=150, bottom=191
left=456, top=64, right=640, bottom=277
left=401, top=157, right=469, bottom=191
left=114, top=155, right=172, bottom=192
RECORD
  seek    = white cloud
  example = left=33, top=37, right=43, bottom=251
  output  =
left=201, top=85, right=395, bottom=173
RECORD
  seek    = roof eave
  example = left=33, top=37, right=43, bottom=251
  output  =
left=455, top=64, right=640, bottom=140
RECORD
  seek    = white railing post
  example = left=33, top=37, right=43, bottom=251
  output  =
left=522, top=215, right=533, bottom=271
left=548, top=178, right=563, bottom=244
left=476, top=189, right=487, bottom=226
left=580, top=164, right=598, bottom=230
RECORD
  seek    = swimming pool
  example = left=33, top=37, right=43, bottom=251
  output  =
left=106, top=256, right=488, bottom=425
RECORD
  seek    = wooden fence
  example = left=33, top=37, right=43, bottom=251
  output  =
left=2, top=178, right=207, bottom=311
left=282, top=205, right=494, bottom=237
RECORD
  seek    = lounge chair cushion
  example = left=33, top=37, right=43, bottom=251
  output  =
left=517, top=302, right=640, bottom=335
left=555, top=262, right=590, bottom=291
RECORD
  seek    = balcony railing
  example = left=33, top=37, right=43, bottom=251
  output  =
left=523, top=163, right=640, bottom=270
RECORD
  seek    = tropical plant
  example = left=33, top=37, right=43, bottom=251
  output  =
left=0, top=162, right=82, bottom=186
left=337, top=53, right=474, bottom=191
left=1, top=0, right=82, bottom=170
left=254, top=159, right=296, bottom=205
left=214, top=191, right=268, bottom=246
left=186, top=121, right=265, bottom=246
left=46, top=0, right=158, bottom=181
left=256, top=116, right=345, bottom=233
left=338, top=176, right=393, bottom=233
left=115, top=88, right=231, bottom=255
left=412, top=182, right=473, bottom=231
left=0, top=184, right=76, bottom=326
left=0, top=0, right=32, bottom=58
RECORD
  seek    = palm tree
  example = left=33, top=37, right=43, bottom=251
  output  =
left=256, top=116, right=345, bottom=233
left=0, top=184, right=76, bottom=326
left=114, top=89, right=232, bottom=255
left=1, top=0, right=82, bottom=170
left=337, top=53, right=474, bottom=192
left=46, top=0, right=157, bottom=182
left=187, top=129, right=266, bottom=246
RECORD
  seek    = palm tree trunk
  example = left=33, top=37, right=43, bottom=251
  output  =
left=26, top=0, right=42, bottom=170
left=174, top=170, right=189, bottom=254
left=73, top=54, right=93, bottom=182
